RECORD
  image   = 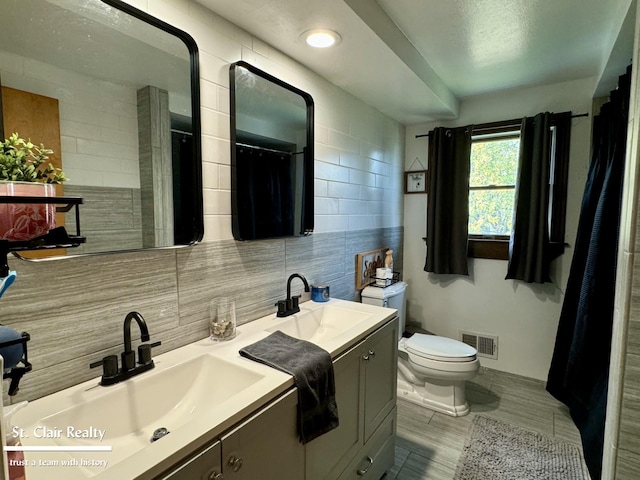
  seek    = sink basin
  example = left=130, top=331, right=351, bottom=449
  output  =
left=267, top=304, right=373, bottom=347
left=17, top=354, right=265, bottom=476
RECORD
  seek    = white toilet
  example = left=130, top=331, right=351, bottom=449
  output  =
left=361, top=281, right=480, bottom=417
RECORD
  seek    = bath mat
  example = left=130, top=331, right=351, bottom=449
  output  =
left=453, top=416, right=590, bottom=480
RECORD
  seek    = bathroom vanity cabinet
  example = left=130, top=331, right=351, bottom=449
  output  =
left=158, top=318, right=398, bottom=480
left=159, top=389, right=302, bottom=480
left=307, top=318, right=398, bottom=480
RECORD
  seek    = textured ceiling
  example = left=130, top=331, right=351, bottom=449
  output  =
left=197, top=0, right=635, bottom=125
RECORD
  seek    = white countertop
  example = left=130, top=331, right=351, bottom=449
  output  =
left=8, top=298, right=396, bottom=480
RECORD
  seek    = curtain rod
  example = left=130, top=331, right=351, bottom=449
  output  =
left=236, top=142, right=304, bottom=155
left=414, top=112, right=589, bottom=138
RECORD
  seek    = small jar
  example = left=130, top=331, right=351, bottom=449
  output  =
left=209, top=297, right=237, bottom=341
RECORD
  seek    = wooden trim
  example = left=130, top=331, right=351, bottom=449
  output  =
left=468, top=239, right=509, bottom=260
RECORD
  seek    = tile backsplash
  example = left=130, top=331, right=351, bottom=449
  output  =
left=2, top=227, right=402, bottom=402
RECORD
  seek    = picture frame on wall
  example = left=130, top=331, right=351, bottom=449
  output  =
left=404, top=170, right=428, bottom=194
left=356, top=247, right=388, bottom=290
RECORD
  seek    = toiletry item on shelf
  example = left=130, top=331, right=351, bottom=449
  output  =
left=209, top=297, right=237, bottom=341
left=385, top=249, right=394, bottom=271
left=311, top=284, right=330, bottom=302
left=376, top=267, right=392, bottom=287
left=0, top=271, right=16, bottom=300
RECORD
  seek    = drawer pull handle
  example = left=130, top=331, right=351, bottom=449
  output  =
left=208, top=472, right=223, bottom=480
left=368, top=349, right=376, bottom=357
left=357, top=455, right=374, bottom=476
left=227, top=455, right=243, bottom=472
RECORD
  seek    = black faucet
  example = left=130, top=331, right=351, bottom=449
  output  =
left=90, top=312, right=161, bottom=386
left=276, top=274, right=310, bottom=317
left=122, top=312, right=150, bottom=371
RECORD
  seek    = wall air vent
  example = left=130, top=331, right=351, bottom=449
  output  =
left=460, top=331, right=498, bottom=359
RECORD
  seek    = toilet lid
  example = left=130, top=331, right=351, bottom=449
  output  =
left=405, top=334, right=477, bottom=362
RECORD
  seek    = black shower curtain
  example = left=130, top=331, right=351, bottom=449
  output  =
left=236, top=146, right=295, bottom=239
left=546, top=65, right=631, bottom=480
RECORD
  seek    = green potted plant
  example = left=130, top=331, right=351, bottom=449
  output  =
left=0, top=133, right=69, bottom=241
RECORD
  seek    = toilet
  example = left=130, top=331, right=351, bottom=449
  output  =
left=361, top=281, right=479, bottom=417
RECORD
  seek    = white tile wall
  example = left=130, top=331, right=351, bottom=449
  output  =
left=0, top=50, right=140, bottom=189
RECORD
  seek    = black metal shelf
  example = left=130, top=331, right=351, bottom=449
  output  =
left=0, top=331, right=32, bottom=396
left=0, top=195, right=86, bottom=276
left=367, top=271, right=401, bottom=288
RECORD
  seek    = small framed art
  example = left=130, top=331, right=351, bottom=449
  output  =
left=404, top=170, right=427, bottom=194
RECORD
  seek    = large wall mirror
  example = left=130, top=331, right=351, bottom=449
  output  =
left=230, top=61, right=314, bottom=241
left=0, top=0, right=203, bottom=258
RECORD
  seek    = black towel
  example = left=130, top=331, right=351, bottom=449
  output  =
left=239, top=330, right=339, bottom=444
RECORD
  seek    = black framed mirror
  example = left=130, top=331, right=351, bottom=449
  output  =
left=0, top=0, right=203, bottom=257
left=230, top=61, right=314, bottom=241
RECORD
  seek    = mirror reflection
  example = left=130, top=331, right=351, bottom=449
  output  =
left=0, top=0, right=203, bottom=258
left=230, top=61, right=314, bottom=240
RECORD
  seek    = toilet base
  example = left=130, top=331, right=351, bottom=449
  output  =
left=397, top=376, right=471, bottom=417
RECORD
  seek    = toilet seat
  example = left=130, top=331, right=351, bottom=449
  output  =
left=404, top=334, right=477, bottom=363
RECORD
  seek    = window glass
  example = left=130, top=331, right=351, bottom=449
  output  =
left=468, top=135, right=519, bottom=237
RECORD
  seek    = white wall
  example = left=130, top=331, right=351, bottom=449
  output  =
left=403, top=77, right=597, bottom=380
left=0, top=50, right=140, bottom=189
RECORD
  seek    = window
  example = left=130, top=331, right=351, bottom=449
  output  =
left=466, top=115, right=571, bottom=260
left=468, top=132, right=520, bottom=238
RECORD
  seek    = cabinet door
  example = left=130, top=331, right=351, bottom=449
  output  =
left=363, top=318, right=398, bottom=441
left=221, top=388, right=303, bottom=480
left=306, top=342, right=363, bottom=480
left=159, top=440, right=222, bottom=480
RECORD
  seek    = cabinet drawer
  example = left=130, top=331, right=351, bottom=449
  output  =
left=339, top=407, right=396, bottom=480
left=159, top=441, right=221, bottom=480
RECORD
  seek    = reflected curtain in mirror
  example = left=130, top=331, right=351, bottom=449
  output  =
left=424, top=126, right=472, bottom=275
left=236, top=146, right=296, bottom=238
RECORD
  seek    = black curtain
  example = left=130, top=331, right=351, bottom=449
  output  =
left=236, top=147, right=295, bottom=239
left=546, top=65, right=631, bottom=480
left=424, top=126, right=472, bottom=275
left=506, top=112, right=552, bottom=283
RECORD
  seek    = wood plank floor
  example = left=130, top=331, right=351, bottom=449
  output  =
left=385, top=367, right=586, bottom=480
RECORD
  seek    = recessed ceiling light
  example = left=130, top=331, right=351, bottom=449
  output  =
left=303, top=29, right=341, bottom=48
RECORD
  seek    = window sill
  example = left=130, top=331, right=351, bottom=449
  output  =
left=467, top=239, right=567, bottom=260
left=468, top=238, right=508, bottom=260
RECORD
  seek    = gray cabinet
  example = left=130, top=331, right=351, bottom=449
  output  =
left=307, top=318, right=398, bottom=480
left=221, top=389, right=303, bottom=480
left=159, top=441, right=222, bottom=480
left=159, top=389, right=302, bottom=480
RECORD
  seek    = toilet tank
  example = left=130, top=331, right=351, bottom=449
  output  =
left=361, top=281, right=407, bottom=339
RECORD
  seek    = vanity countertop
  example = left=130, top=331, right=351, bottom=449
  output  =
left=8, top=298, right=396, bottom=480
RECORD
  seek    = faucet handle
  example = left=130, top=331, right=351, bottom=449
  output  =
left=90, top=355, right=119, bottom=379
left=275, top=300, right=287, bottom=317
left=138, top=341, right=161, bottom=365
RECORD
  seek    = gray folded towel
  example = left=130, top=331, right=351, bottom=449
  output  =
left=239, top=330, right=339, bottom=444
